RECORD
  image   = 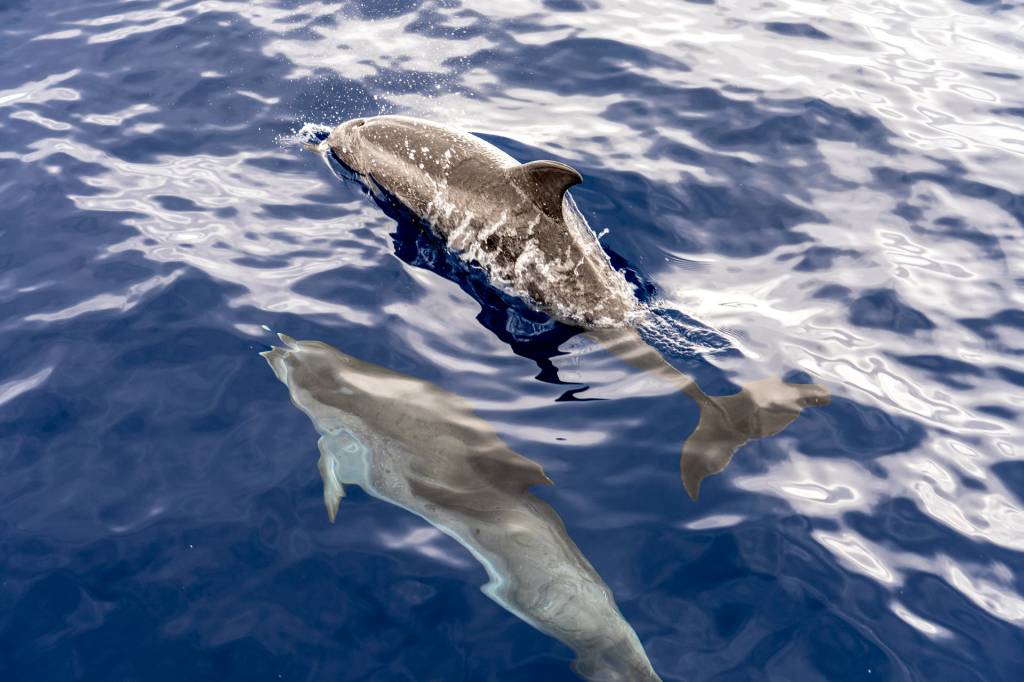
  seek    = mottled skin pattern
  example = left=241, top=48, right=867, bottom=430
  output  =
left=323, top=115, right=830, bottom=500
left=262, top=336, right=662, bottom=682
left=327, top=115, right=636, bottom=328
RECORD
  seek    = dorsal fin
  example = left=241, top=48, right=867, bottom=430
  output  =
left=507, top=160, right=583, bottom=219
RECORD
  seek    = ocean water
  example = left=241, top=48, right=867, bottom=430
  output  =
left=2, top=0, right=1024, bottom=680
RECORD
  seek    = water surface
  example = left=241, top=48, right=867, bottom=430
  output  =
left=2, top=1, right=1024, bottom=680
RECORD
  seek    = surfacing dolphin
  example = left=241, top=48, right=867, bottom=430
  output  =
left=319, top=115, right=830, bottom=499
left=262, top=335, right=661, bottom=682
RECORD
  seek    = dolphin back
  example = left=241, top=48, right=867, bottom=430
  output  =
left=326, top=115, right=640, bottom=328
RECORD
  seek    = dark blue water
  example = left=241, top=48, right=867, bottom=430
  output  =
left=3, top=1, right=1024, bottom=680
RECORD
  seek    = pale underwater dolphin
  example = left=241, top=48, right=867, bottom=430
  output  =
left=319, top=115, right=830, bottom=499
left=262, top=334, right=662, bottom=682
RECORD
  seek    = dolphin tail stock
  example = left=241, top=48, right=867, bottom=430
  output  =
left=571, top=637, right=664, bottom=682
left=583, top=327, right=830, bottom=501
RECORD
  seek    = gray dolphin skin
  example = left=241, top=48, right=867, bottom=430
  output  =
left=262, top=335, right=661, bottom=682
left=322, top=115, right=830, bottom=499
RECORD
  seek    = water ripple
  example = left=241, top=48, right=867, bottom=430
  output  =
left=2, top=0, right=1023, bottom=680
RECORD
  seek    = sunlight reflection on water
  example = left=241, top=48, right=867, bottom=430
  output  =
left=2, top=0, right=1023, bottom=679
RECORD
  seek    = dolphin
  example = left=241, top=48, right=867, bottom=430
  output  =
left=261, top=334, right=661, bottom=682
left=318, top=115, right=830, bottom=499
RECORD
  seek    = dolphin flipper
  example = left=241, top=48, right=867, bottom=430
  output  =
left=681, top=379, right=830, bottom=500
left=317, top=437, right=346, bottom=523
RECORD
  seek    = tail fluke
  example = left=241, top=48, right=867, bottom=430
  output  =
left=582, top=326, right=830, bottom=500
left=681, top=378, right=830, bottom=500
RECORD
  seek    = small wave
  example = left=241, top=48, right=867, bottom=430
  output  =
left=276, top=122, right=333, bottom=150
left=637, top=304, right=736, bottom=361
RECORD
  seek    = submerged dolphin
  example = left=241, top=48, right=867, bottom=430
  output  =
left=319, top=115, right=830, bottom=499
left=262, top=335, right=661, bottom=681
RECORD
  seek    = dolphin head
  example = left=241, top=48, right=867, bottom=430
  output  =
left=325, top=115, right=458, bottom=183
left=325, top=117, right=369, bottom=173
left=261, top=334, right=365, bottom=414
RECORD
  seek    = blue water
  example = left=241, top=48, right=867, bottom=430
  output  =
left=3, top=1, right=1024, bottom=680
